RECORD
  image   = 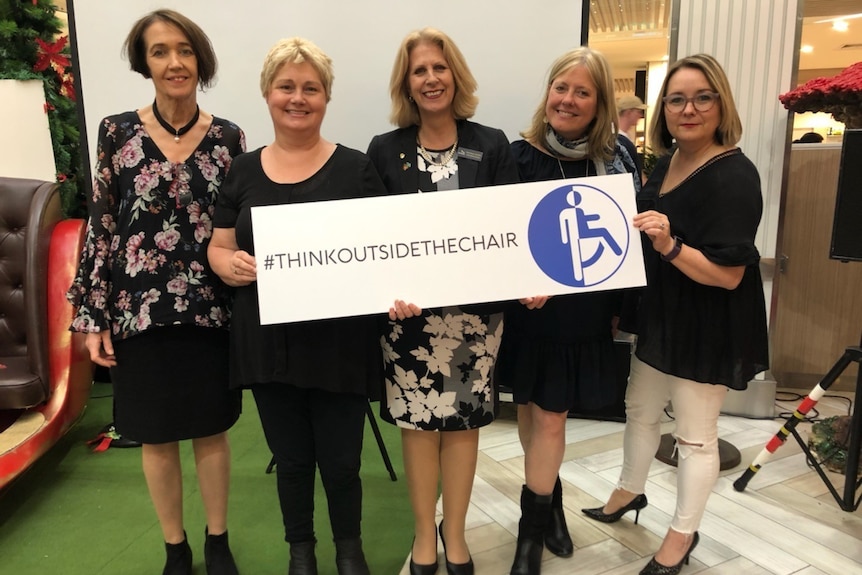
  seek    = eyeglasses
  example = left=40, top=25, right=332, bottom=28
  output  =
left=170, top=163, right=193, bottom=208
left=662, top=91, right=720, bottom=113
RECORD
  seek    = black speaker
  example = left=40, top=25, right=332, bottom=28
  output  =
left=830, top=129, right=862, bottom=262
left=635, top=70, right=646, bottom=103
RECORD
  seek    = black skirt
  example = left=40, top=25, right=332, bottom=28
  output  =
left=111, top=325, right=241, bottom=443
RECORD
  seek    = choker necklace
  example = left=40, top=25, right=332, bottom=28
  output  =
left=152, top=100, right=200, bottom=143
left=417, top=138, right=458, bottom=166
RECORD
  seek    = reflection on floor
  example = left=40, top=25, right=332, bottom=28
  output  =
left=400, top=389, right=861, bottom=574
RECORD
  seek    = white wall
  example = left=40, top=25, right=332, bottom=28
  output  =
left=71, top=0, right=584, bottom=175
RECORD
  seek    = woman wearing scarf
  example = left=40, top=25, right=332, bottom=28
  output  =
left=495, top=47, right=640, bottom=575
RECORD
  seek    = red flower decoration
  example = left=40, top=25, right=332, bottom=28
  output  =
left=779, top=62, right=862, bottom=128
left=33, top=36, right=71, bottom=75
left=59, top=71, right=76, bottom=101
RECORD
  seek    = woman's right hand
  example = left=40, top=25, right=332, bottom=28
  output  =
left=86, top=332, right=116, bottom=367
left=519, top=296, right=550, bottom=310
left=389, top=299, right=422, bottom=321
left=229, top=250, right=257, bottom=283
left=208, top=228, right=256, bottom=286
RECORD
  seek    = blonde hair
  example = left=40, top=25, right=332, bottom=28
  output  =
left=522, top=47, right=618, bottom=163
left=648, top=53, right=743, bottom=155
left=259, top=37, right=333, bottom=101
left=388, top=28, right=478, bottom=128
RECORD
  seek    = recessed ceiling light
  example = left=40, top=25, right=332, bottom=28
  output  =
left=833, top=20, right=849, bottom=32
left=800, top=45, right=814, bottom=53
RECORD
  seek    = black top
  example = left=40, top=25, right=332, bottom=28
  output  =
left=367, top=119, right=520, bottom=315
left=501, top=139, right=640, bottom=342
left=212, top=145, right=386, bottom=393
left=367, top=119, right=519, bottom=194
left=68, top=111, right=245, bottom=340
left=633, top=149, right=769, bottom=389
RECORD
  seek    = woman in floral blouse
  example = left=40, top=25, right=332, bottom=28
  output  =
left=67, top=10, right=243, bottom=575
left=366, top=28, right=518, bottom=575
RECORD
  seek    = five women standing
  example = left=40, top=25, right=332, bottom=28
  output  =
left=68, top=9, right=769, bottom=575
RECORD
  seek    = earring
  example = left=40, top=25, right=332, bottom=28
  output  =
left=408, top=95, right=414, bottom=102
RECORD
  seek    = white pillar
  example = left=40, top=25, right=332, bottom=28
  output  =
left=674, top=0, right=799, bottom=261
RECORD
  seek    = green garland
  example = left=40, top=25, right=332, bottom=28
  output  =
left=0, top=0, right=86, bottom=218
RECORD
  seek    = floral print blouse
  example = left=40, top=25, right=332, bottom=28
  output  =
left=67, top=111, right=245, bottom=340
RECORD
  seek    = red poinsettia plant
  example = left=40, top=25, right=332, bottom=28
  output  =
left=779, top=61, right=862, bottom=128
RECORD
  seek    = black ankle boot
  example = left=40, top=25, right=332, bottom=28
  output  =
left=163, top=533, right=192, bottom=575
left=334, top=538, right=370, bottom=575
left=288, top=540, right=318, bottom=575
left=204, top=528, right=239, bottom=575
left=544, top=477, right=573, bottom=558
left=510, top=485, right=552, bottom=575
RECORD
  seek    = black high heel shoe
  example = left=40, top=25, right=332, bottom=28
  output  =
left=438, top=520, right=474, bottom=575
left=639, top=531, right=699, bottom=575
left=409, top=531, right=438, bottom=575
left=581, top=493, right=648, bottom=524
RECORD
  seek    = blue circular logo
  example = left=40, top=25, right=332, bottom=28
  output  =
left=528, top=183, right=629, bottom=287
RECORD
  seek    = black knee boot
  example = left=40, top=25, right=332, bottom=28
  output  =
left=510, top=485, right=552, bottom=575
left=544, top=477, right=574, bottom=557
left=163, top=533, right=192, bottom=575
left=334, top=538, right=370, bottom=575
left=288, top=539, right=318, bottom=575
left=204, top=528, right=239, bottom=575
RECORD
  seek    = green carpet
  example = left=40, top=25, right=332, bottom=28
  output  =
left=0, top=383, right=413, bottom=574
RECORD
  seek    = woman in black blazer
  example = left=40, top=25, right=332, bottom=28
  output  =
left=367, top=27, right=517, bottom=575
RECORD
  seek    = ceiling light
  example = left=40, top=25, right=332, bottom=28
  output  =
left=800, top=45, right=814, bottom=54
left=833, top=20, right=849, bottom=32
left=813, top=13, right=862, bottom=24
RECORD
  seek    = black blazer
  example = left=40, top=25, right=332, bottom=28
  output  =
left=366, top=119, right=519, bottom=193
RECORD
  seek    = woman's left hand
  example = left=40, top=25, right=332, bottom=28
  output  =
left=389, top=299, right=422, bottom=321
left=633, top=210, right=674, bottom=255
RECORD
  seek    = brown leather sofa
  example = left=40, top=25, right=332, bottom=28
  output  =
left=0, top=177, right=92, bottom=490
left=0, top=177, right=63, bottom=409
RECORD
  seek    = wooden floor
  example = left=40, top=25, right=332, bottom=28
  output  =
left=399, top=390, right=862, bottom=575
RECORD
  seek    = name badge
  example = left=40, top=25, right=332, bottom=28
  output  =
left=457, top=147, right=483, bottom=162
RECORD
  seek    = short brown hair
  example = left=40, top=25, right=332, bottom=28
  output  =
left=649, top=53, right=743, bottom=155
left=123, top=9, right=217, bottom=89
left=522, top=47, right=618, bottom=163
left=388, top=28, right=478, bottom=128
left=259, top=37, right=334, bottom=101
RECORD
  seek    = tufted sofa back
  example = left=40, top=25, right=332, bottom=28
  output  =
left=0, top=177, right=63, bottom=409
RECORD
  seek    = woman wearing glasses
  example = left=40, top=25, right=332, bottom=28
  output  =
left=68, top=10, right=244, bottom=575
left=582, top=54, right=768, bottom=575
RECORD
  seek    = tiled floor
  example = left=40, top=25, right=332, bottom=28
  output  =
left=399, top=390, right=862, bottom=574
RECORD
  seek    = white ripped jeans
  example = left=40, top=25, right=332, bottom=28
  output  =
left=618, top=355, right=728, bottom=534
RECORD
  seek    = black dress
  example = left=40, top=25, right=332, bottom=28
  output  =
left=366, top=120, right=519, bottom=430
left=494, top=139, right=639, bottom=413
left=212, top=145, right=385, bottom=395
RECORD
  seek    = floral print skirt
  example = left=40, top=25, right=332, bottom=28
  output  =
left=380, top=306, right=502, bottom=431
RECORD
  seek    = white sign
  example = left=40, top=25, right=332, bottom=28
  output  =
left=252, top=173, right=645, bottom=324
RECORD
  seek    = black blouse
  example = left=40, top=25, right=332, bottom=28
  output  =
left=632, top=149, right=769, bottom=389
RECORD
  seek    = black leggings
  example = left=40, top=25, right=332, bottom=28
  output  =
left=252, top=384, right=367, bottom=543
